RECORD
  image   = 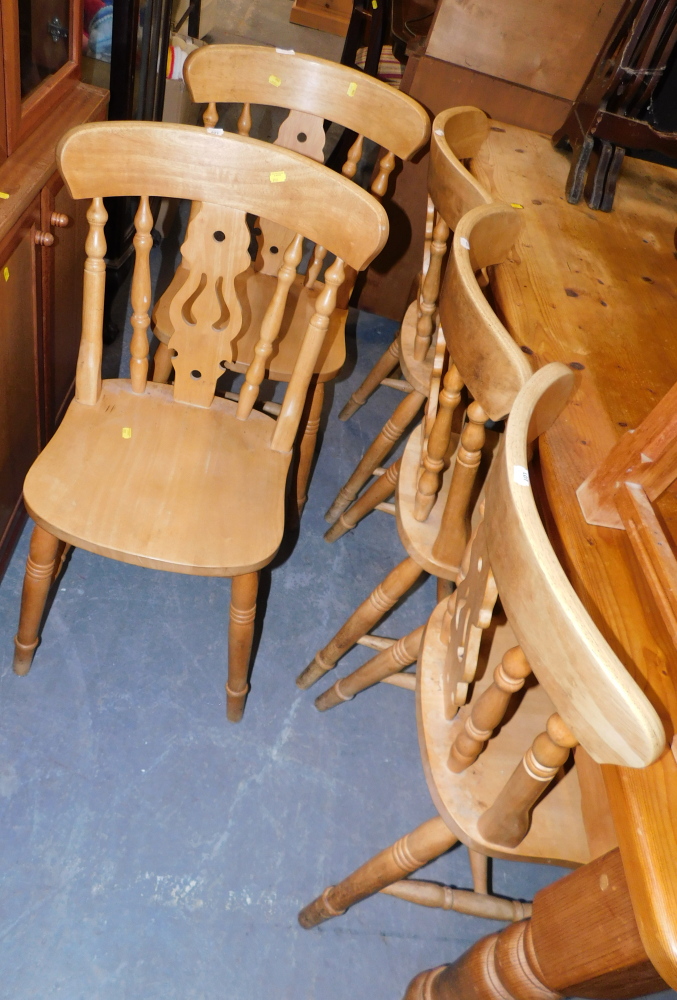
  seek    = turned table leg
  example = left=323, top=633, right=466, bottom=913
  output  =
left=402, top=848, right=669, bottom=1000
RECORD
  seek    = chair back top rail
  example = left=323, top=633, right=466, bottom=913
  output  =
left=439, top=202, right=532, bottom=422
left=429, top=106, right=493, bottom=232
left=484, top=362, right=666, bottom=768
left=184, top=44, right=430, bottom=161
left=57, top=122, right=388, bottom=271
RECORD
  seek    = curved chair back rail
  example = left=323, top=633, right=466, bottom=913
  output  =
left=57, top=121, right=388, bottom=271
left=484, top=363, right=666, bottom=768
left=429, top=106, right=493, bottom=231
left=440, top=202, right=532, bottom=422
left=184, top=44, right=430, bottom=161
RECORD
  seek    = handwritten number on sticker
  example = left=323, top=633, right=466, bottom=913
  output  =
left=269, top=74, right=281, bottom=87
left=270, top=171, right=286, bottom=183
left=122, top=427, right=132, bottom=439
left=347, top=82, right=357, bottom=97
left=513, top=465, right=530, bottom=486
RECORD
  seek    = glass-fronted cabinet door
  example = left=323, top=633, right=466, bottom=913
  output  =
left=2, top=0, right=84, bottom=155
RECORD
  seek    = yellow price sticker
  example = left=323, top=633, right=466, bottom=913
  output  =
left=347, top=81, right=357, bottom=97
left=269, top=74, right=282, bottom=87
left=510, top=202, right=524, bottom=209
left=122, top=427, right=132, bottom=439
left=372, top=1, right=378, bottom=7
left=0, top=192, right=9, bottom=200
left=270, top=171, right=286, bottom=183
left=3, top=267, right=9, bottom=282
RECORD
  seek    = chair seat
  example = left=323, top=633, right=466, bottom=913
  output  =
left=23, top=381, right=291, bottom=576
left=399, top=299, right=437, bottom=396
left=152, top=268, right=347, bottom=382
left=417, top=598, right=592, bottom=867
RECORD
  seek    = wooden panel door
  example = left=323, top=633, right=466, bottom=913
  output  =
left=0, top=195, right=42, bottom=576
left=41, top=173, right=86, bottom=433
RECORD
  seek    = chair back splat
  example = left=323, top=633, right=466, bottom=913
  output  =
left=58, top=121, right=388, bottom=436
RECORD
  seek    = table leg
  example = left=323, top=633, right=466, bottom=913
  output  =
left=403, top=848, right=670, bottom=1000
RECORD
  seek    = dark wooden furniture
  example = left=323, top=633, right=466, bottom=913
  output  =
left=0, top=0, right=108, bottom=580
left=553, top=0, right=677, bottom=210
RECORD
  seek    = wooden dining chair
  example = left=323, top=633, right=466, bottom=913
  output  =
left=298, top=363, right=665, bottom=932
left=324, top=106, right=493, bottom=532
left=11, top=120, right=387, bottom=723
left=149, top=44, right=430, bottom=512
left=297, top=201, right=532, bottom=696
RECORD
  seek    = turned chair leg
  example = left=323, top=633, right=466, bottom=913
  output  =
left=298, top=816, right=458, bottom=928
left=227, top=571, right=259, bottom=722
left=324, top=458, right=401, bottom=543
left=13, top=525, right=61, bottom=676
left=339, top=338, right=401, bottom=421
left=325, top=389, right=426, bottom=524
left=296, top=379, right=325, bottom=515
left=297, top=556, right=424, bottom=689
left=152, top=341, right=174, bottom=383
left=468, top=849, right=489, bottom=895
left=315, top=623, right=424, bottom=711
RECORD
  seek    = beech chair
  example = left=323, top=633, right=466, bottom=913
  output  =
left=298, top=363, right=665, bottom=931
left=324, top=106, right=493, bottom=532
left=11, top=121, right=387, bottom=723
left=149, top=44, right=430, bottom=511
left=297, top=200, right=532, bottom=697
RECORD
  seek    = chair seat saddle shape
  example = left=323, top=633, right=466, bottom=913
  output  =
left=149, top=44, right=429, bottom=512
left=11, top=121, right=387, bottom=723
left=24, top=383, right=288, bottom=575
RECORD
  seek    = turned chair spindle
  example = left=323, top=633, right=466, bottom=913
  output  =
left=129, top=196, right=153, bottom=394
left=76, top=196, right=108, bottom=406
left=448, top=646, right=532, bottom=772
left=477, top=714, right=578, bottom=848
left=237, top=232, right=304, bottom=420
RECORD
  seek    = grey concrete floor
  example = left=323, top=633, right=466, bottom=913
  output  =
left=1, top=291, right=676, bottom=997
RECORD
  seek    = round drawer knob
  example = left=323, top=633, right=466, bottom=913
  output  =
left=34, top=230, right=55, bottom=246
left=50, top=212, right=70, bottom=228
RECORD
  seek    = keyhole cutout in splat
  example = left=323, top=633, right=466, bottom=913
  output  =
left=167, top=202, right=251, bottom=407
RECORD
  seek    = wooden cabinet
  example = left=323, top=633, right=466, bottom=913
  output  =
left=0, top=0, right=107, bottom=578
left=41, top=175, right=89, bottom=434
left=0, top=199, right=42, bottom=564
left=0, top=90, right=108, bottom=578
